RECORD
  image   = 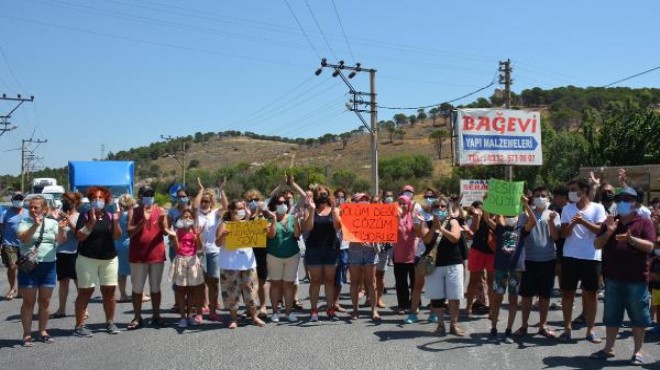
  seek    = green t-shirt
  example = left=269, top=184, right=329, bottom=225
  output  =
left=266, top=216, right=300, bottom=259
left=18, top=217, right=59, bottom=263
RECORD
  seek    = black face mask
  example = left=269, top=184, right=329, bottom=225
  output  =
left=62, top=202, right=71, bottom=212
left=602, top=193, right=615, bottom=202
left=318, top=194, right=329, bottom=204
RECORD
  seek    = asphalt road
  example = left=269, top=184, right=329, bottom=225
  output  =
left=0, top=262, right=658, bottom=370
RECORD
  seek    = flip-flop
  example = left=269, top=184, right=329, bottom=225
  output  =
left=558, top=330, right=572, bottom=343
left=22, top=337, right=34, bottom=348
left=127, top=319, right=143, bottom=330
left=433, top=324, right=447, bottom=337
left=538, top=327, right=556, bottom=338
left=514, top=326, right=528, bottom=337
left=39, top=335, right=54, bottom=344
left=589, top=349, right=615, bottom=360
left=586, top=333, right=603, bottom=344
left=630, top=353, right=644, bottom=366
left=6, top=290, right=17, bottom=301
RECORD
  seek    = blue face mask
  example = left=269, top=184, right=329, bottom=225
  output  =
left=142, top=197, right=155, bottom=206
left=425, top=197, right=437, bottom=206
left=433, top=210, right=448, bottom=219
left=249, top=200, right=258, bottom=211
left=91, top=200, right=105, bottom=211
left=178, top=197, right=189, bottom=205
left=616, top=201, right=633, bottom=216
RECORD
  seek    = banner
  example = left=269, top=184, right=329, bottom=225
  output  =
left=340, top=203, right=398, bottom=243
left=460, top=179, right=489, bottom=207
left=455, top=109, right=542, bottom=166
left=224, top=219, right=269, bottom=250
left=482, top=179, right=525, bottom=216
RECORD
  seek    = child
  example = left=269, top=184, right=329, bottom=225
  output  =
left=166, top=209, right=205, bottom=328
left=484, top=196, right=534, bottom=343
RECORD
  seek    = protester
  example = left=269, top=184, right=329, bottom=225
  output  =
left=52, top=192, right=82, bottom=318
left=17, top=195, right=67, bottom=346
left=73, top=186, right=122, bottom=337
left=332, top=188, right=349, bottom=314
left=465, top=201, right=495, bottom=316
left=1, top=191, right=28, bottom=300
left=244, top=188, right=269, bottom=318
left=559, top=178, right=607, bottom=343
left=375, top=189, right=396, bottom=309
left=590, top=187, right=656, bottom=365
left=393, top=195, right=417, bottom=314
left=115, top=194, right=136, bottom=303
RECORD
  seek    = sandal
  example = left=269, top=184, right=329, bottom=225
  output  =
left=450, top=324, right=465, bottom=337
left=514, top=326, right=528, bottom=337
left=293, top=301, right=303, bottom=310
left=50, top=312, right=66, bottom=319
left=589, top=349, right=615, bottom=360
left=228, top=321, right=238, bottom=329
left=371, top=313, right=381, bottom=322
left=22, top=337, right=34, bottom=347
left=630, top=353, right=644, bottom=366
left=538, top=327, right=556, bottom=338
left=433, top=324, right=447, bottom=337
left=39, top=335, right=54, bottom=344
left=127, top=319, right=143, bottom=330
left=586, top=333, right=603, bottom=344
left=252, top=317, right=266, bottom=327
left=557, top=330, right=572, bottom=343
left=6, top=289, right=17, bottom=301
left=351, top=310, right=359, bottom=320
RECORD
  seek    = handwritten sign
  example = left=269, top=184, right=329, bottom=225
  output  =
left=224, top=219, right=269, bottom=250
left=460, top=179, right=489, bottom=207
left=483, top=179, right=525, bottom=216
left=340, top=203, right=398, bottom=243
left=455, top=109, right=542, bottom=166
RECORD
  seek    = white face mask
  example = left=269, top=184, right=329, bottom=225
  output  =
left=568, top=191, right=581, bottom=203
left=504, top=217, right=518, bottom=227
left=12, top=200, right=23, bottom=208
left=235, top=209, right=246, bottom=220
left=276, top=204, right=288, bottom=215
left=533, top=196, right=548, bottom=209
left=175, top=219, right=194, bottom=229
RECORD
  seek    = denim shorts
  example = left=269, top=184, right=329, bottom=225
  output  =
left=348, top=246, right=379, bottom=266
left=493, top=270, right=522, bottom=295
left=603, top=278, right=651, bottom=328
left=305, top=247, right=338, bottom=267
left=18, top=261, right=57, bottom=289
left=205, top=252, right=221, bottom=279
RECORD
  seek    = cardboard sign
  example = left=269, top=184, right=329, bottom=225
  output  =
left=460, top=179, right=489, bottom=207
left=482, top=179, right=525, bottom=216
left=455, top=109, right=542, bottom=166
left=340, top=203, right=398, bottom=243
left=224, top=219, right=269, bottom=250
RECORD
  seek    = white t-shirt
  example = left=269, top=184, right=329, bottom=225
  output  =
left=218, top=245, right=256, bottom=271
left=637, top=205, right=652, bottom=220
left=560, top=202, right=607, bottom=261
left=197, top=209, right=221, bottom=254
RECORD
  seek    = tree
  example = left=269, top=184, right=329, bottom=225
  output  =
left=393, top=113, right=408, bottom=127
left=188, top=159, right=200, bottom=169
left=417, top=108, right=427, bottom=122
left=429, top=107, right=439, bottom=126
left=395, top=129, right=406, bottom=143
left=382, top=121, right=396, bottom=143
left=339, top=132, right=352, bottom=150
left=428, top=129, right=449, bottom=159
left=408, top=115, right=417, bottom=127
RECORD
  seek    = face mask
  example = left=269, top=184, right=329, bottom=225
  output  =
left=142, top=197, right=155, bottom=206
left=434, top=210, right=448, bottom=219
left=568, top=191, right=581, bottom=203
left=248, top=200, right=258, bottom=211
left=403, top=191, right=413, bottom=199
left=533, top=197, right=548, bottom=209
left=175, top=219, right=193, bottom=229
left=318, top=194, right=329, bottom=204
left=336, top=197, right=345, bottom=205
left=178, top=197, right=189, bottom=205
left=504, top=217, right=518, bottom=227
left=616, top=201, right=633, bottom=216
left=91, top=200, right=105, bottom=211
left=12, top=200, right=23, bottom=208
left=287, top=199, right=294, bottom=207
left=384, top=196, right=394, bottom=204
left=601, top=193, right=614, bottom=202
left=235, top=209, right=246, bottom=220
left=276, top=204, right=288, bottom=215
left=425, top=197, right=437, bottom=206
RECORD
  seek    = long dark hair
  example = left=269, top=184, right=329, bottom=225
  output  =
left=267, top=192, right=287, bottom=212
left=222, top=199, right=244, bottom=221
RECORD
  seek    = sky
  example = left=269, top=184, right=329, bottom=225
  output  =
left=0, top=0, right=659, bottom=176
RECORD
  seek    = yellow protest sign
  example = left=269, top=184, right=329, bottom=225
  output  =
left=340, top=203, right=398, bottom=243
left=224, top=219, right=269, bottom=250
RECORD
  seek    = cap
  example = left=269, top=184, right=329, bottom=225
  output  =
left=11, top=191, right=25, bottom=200
left=351, top=193, right=370, bottom=202
left=139, top=186, right=155, bottom=197
left=402, top=185, right=414, bottom=193
left=614, top=186, right=637, bottom=200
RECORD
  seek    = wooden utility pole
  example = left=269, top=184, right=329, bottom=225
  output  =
left=500, top=59, right=514, bottom=180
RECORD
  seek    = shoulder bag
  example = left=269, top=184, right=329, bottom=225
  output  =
left=17, top=220, right=46, bottom=273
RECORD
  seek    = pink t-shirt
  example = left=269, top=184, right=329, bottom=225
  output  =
left=176, top=228, right=197, bottom=257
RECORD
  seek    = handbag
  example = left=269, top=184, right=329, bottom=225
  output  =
left=421, top=219, right=449, bottom=276
left=17, top=220, right=46, bottom=273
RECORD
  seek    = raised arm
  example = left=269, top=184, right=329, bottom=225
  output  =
left=218, top=177, right=228, bottom=211
left=192, top=177, right=204, bottom=211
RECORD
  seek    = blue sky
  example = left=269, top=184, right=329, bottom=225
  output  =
left=1, top=0, right=659, bottom=176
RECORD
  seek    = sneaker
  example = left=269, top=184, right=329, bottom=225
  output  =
left=178, top=318, right=188, bottom=328
left=187, top=317, right=199, bottom=327
left=271, top=313, right=280, bottom=323
left=310, top=309, right=319, bottom=322
left=404, top=313, right=419, bottom=324
left=488, top=328, right=498, bottom=343
left=106, top=322, right=120, bottom=335
left=287, top=312, right=298, bottom=322
left=503, top=328, right=514, bottom=344
left=428, top=312, right=438, bottom=323
left=327, top=309, right=339, bottom=321
left=73, top=325, right=94, bottom=338
left=648, top=325, right=660, bottom=334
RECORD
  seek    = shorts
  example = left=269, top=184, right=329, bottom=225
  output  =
left=376, top=246, right=392, bottom=272
left=520, top=260, right=556, bottom=298
left=220, top=269, right=257, bottom=311
left=1, top=245, right=19, bottom=267
left=560, top=256, right=601, bottom=292
left=424, top=264, right=464, bottom=300
left=171, top=255, right=204, bottom=287
left=652, top=289, right=660, bottom=306
left=205, top=252, right=220, bottom=279
left=18, top=261, right=57, bottom=289
left=348, top=246, right=379, bottom=266
left=305, top=247, right=338, bottom=267
left=467, top=248, right=494, bottom=273
left=114, top=240, right=130, bottom=276
left=603, top=278, right=651, bottom=328
left=75, top=255, right=119, bottom=288
left=253, top=247, right=268, bottom=280
left=56, top=253, right=78, bottom=281
left=493, top=270, right=522, bottom=295
left=267, top=253, right=300, bottom=282
left=131, top=262, right=165, bottom=294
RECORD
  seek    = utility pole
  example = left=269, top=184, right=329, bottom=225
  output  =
left=161, top=135, right=187, bottom=187
left=0, top=94, right=34, bottom=136
left=315, top=59, right=379, bottom=195
left=499, top=59, right=514, bottom=181
left=21, top=138, right=47, bottom=192
left=100, top=144, right=106, bottom=160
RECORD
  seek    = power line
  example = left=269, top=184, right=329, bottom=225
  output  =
left=330, top=0, right=355, bottom=63
left=0, top=46, right=27, bottom=92
left=600, top=66, right=660, bottom=88
left=304, top=0, right=337, bottom=60
left=378, top=71, right=498, bottom=110
left=282, top=0, right=321, bottom=59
